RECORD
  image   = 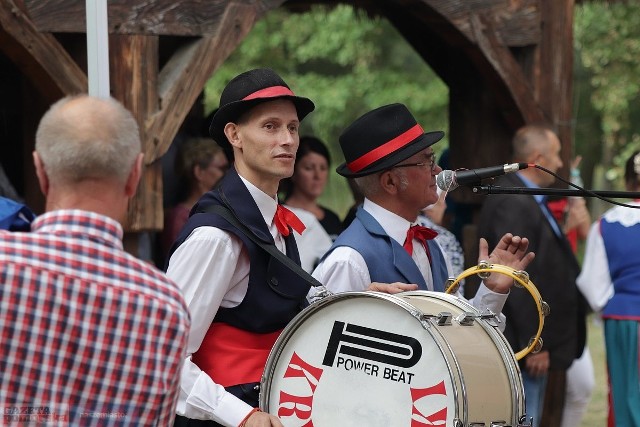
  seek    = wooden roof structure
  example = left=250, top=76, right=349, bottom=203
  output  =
left=0, top=0, right=575, bottom=255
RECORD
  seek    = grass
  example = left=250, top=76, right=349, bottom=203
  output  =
left=582, top=314, right=608, bottom=426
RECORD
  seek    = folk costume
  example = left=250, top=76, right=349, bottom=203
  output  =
left=167, top=68, right=315, bottom=427
left=578, top=200, right=640, bottom=427
left=313, top=104, right=509, bottom=321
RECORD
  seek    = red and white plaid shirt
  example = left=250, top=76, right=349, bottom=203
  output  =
left=0, top=210, right=190, bottom=426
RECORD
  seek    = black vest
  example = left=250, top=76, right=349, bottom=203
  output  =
left=167, top=168, right=310, bottom=333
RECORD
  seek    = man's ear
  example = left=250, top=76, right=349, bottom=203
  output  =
left=224, top=123, right=242, bottom=149
left=33, top=151, right=49, bottom=196
left=378, top=170, right=399, bottom=195
left=124, top=153, right=144, bottom=198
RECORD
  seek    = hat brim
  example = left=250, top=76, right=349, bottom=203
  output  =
left=209, top=96, right=315, bottom=150
left=336, top=130, right=444, bottom=178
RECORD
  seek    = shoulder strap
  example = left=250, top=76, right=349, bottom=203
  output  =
left=204, top=203, right=323, bottom=288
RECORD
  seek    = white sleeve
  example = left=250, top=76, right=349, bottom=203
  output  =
left=468, top=284, right=508, bottom=331
left=166, top=226, right=254, bottom=426
left=312, top=246, right=372, bottom=292
left=577, top=221, right=614, bottom=312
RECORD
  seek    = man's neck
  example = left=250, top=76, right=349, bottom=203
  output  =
left=235, top=169, right=280, bottom=198
left=45, top=183, right=127, bottom=224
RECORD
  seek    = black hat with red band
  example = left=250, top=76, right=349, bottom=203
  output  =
left=209, top=68, right=315, bottom=151
left=336, top=103, right=444, bottom=178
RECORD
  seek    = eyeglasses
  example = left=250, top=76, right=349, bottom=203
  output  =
left=392, top=153, right=438, bottom=172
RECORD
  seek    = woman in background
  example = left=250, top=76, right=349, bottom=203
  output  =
left=161, top=137, right=228, bottom=260
left=282, top=136, right=342, bottom=271
left=577, top=150, right=640, bottom=427
left=284, top=136, right=343, bottom=239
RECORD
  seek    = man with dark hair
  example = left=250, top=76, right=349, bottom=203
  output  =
left=478, top=124, right=588, bottom=427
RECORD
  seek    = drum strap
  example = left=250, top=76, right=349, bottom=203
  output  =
left=204, top=203, right=323, bottom=289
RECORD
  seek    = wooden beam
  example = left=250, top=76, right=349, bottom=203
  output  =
left=144, top=2, right=259, bottom=165
left=23, top=0, right=253, bottom=36
left=0, top=0, right=87, bottom=95
left=423, top=0, right=541, bottom=47
left=110, top=34, right=161, bottom=231
left=469, top=12, right=545, bottom=124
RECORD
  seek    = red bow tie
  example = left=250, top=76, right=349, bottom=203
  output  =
left=274, top=205, right=306, bottom=237
left=403, top=225, right=438, bottom=256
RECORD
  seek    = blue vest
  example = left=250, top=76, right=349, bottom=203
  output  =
left=600, top=217, right=640, bottom=319
left=325, top=207, right=448, bottom=291
left=167, top=168, right=310, bottom=333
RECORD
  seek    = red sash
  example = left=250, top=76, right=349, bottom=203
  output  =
left=192, top=323, right=282, bottom=387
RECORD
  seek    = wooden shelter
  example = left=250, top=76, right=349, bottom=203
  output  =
left=0, top=0, right=575, bottom=256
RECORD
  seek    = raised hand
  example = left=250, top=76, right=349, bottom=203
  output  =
left=478, top=233, right=536, bottom=293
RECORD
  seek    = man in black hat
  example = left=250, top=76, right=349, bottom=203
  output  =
left=313, top=103, right=535, bottom=318
left=165, top=68, right=315, bottom=427
left=166, top=71, right=415, bottom=427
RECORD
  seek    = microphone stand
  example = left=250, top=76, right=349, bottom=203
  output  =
left=471, top=185, right=640, bottom=199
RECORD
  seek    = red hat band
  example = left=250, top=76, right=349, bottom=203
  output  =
left=347, top=124, right=424, bottom=173
left=243, top=86, right=295, bottom=101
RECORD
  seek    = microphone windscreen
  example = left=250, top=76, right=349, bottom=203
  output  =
left=436, top=170, right=458, bottom=191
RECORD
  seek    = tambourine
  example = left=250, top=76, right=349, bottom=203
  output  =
left=444, top=261, right=549, bottom=360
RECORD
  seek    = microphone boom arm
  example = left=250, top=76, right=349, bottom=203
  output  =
left=472, top=185, right=640, bottom=199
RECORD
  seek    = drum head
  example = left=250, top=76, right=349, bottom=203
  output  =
left=260, top=292, right=457, bottom=426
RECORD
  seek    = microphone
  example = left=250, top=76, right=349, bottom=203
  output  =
left=436, top=163, right=529, bottom=191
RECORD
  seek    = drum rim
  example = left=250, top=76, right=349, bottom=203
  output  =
left=260, top=290, right=526, bottom=424
left=398, top=290, right=526, bottom=423
left=259, top=291, right=426, bottom=411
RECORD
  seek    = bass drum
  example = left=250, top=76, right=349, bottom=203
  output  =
left=260, top=291, right=526, bottom=427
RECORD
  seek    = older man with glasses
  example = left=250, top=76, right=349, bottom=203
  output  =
left=312, top=103, right=535, bottom=320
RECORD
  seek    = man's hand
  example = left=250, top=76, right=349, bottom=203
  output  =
left=565, top=197, right=591, bottom=240
left=366, top=282, right=419, bottom=294
left=243, top=411, right=283, bottom=427
left=479, top=233, right=536, bottom=293
left=524, top=350, right=550, bottom=377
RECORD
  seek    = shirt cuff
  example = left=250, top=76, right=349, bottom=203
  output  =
left=181, top=370, right=254, bottom=426
left=214, top=393, right=255, bottom=427
left=475, top=283, right=509, bottom=314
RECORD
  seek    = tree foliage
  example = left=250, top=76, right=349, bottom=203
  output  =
left=204, top=5, right=448, bottom=214
left=574, top=2, right=640, bottom=186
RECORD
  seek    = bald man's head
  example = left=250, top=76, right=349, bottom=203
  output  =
left=35, top=95, right=141, bottom=186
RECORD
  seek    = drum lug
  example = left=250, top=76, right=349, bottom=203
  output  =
left=456, top=312, right=476, bottom=326
left=437, top=311, right=452, bottom=326
left=419, top=311, right=453, bottom=326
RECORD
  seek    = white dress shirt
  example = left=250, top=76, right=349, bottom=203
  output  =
left=312, top=198, right=508, bottom=322
left=166, top=176, right=289, bottom=426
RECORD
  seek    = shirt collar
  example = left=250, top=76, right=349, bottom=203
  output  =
left=238, top=174, right=279, bottom=227
left=31, top=209, right=124, bottom=249
left=363, top=198, right=412, bottom=246
left=517, top=172, right=545, bottom=204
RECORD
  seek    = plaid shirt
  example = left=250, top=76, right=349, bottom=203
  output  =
left=0, top=210, right=190, bottom=426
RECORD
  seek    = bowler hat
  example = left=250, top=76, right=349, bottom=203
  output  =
left=336, top=103, right=444, bottom=178
left=209, top=68, right=315, bottom=150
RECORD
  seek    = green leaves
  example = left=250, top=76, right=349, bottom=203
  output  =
left=203, top=4, right=449, bottom=214
left=575, top=2, right=640, bottom=181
